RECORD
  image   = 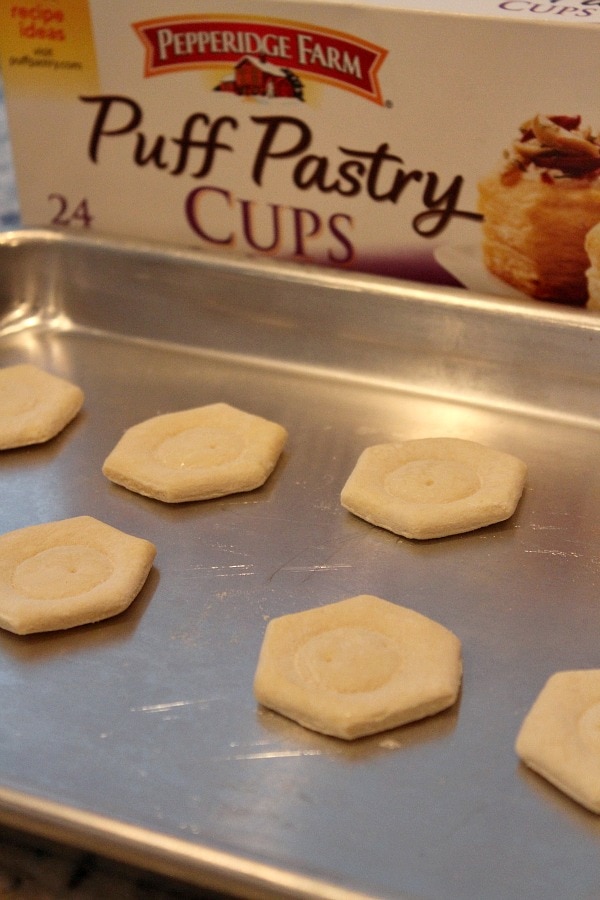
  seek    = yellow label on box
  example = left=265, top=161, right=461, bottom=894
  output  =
left=0, top=0, right=99, bottom=97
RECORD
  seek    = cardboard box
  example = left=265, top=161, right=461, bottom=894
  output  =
left=2, top=0, right=600, bottom=308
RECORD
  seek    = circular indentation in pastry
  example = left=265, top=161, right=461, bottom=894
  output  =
left=577, top=701, right=600, bottom=749
left=0, top=381, right=38, bottom=418
left=384, top=458, right=480, bottom=504
left=12, top=545, right=113, bottom=600
left=153, top=426, right=245, bottom=469
left=294, top=626, right=400, bottom=693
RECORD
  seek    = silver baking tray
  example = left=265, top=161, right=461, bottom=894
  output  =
left=1, top=228, right=600, bottom=900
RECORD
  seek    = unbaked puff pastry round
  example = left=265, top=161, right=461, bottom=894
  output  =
left=478, top=115, right=600, bottom=306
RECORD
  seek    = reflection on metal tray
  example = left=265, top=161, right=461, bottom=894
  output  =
left=0, top=229, right=599, bottom=900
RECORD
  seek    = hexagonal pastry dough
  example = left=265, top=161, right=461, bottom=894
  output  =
left=0, top=516, right=156, bottom=634
left=516, top=670, right=600, bottom=814
left=0, top=364, right=84, bottom=449
left=341, top=437, right=527, bottom=540
left=254, top=594, right=462, bottom=740
left=102, top=402, right=288, bottom=503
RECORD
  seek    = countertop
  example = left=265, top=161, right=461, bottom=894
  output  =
left=0, top=825, right=224, bottom=899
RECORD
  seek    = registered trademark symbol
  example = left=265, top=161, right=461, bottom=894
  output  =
left=385, top=99, right=393, bottom=109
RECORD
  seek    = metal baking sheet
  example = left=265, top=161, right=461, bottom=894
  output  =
left=1, top=228, right=600, bottom=900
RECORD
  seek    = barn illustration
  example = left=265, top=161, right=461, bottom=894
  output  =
left=215, top=55, right=304, bottom=100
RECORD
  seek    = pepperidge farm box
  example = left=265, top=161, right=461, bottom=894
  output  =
left=2, top=0, right=600, bottom=309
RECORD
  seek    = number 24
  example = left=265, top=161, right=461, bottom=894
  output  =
left=49, top=194, right=94, bottom=229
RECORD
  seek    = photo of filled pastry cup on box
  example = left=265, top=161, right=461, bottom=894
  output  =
left=478, top=114, right=600, bottom=309
left=439, top=115, right=600, bottom=310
